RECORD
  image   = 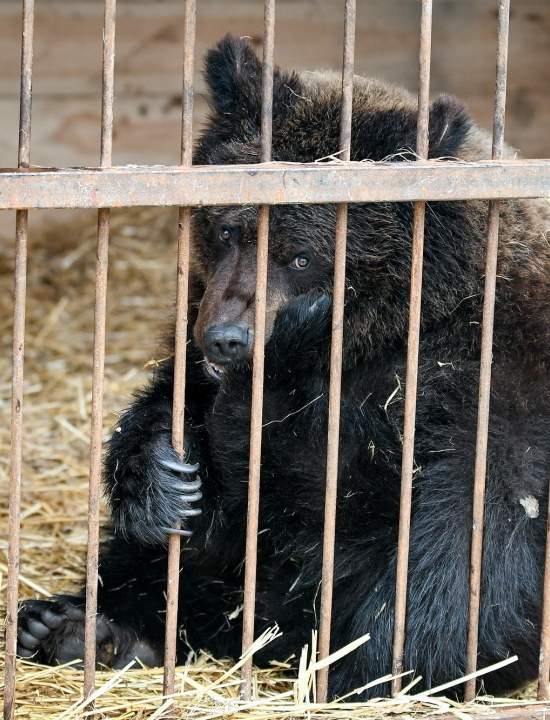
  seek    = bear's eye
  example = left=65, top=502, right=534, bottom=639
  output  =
left=290, top=254, right=310, bottom=270
left=219, top=226, right=234, bottom=244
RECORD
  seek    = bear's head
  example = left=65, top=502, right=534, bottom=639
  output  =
left=191, top=35, right=490, bottom=378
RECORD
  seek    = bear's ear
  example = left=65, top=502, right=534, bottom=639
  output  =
left=204, top=35, right=265, bottom=119
left=428, top=94, right=472, bottom=158
left=203, top=35, right=301, bottom=129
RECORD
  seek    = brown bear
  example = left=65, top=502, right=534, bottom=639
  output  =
left=17, top=35, right=550, bottom=699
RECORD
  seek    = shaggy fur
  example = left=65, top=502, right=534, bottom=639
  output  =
left=18, top=36, right=550, bottom=699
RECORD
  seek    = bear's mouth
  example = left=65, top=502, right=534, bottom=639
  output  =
left=204, top=358, right=226, bottom=381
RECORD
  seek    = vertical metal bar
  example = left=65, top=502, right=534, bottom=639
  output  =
left=464, top=0, right=510, bottom=701
left=240, top=0, right=275, bottom=701
left=539, top=480, right=550, bottom=700
left=391, top=0, right=432, bottom=697
left=83, top=0, right=116, bottom=700
left=163, top=0, right=196, bottom=698
left=316, top=0, right=356, bottom=704
left=3, top=1, right=34, bottom=718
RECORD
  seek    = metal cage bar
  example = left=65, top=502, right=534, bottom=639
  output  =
left=83, top=0, right=117, bottom=699
left=4, top=159, right=549, bottom=210
left=316, top=0, right=356, bottom=704
left=391, top=0, right=433, bottom=695
left=539, top=484, right=550, bottom=700
left=464, top=0, right=510, bottom=701
left=3, top=1, right=35, bottom=718
left=240, top=0, right=276, bottom=700
left=163, top=0, right=197, bottom=698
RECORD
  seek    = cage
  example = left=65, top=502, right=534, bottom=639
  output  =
left=1, top=1, right=550, bottom=718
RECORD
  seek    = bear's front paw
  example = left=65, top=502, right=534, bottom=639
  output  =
left=268, top=292, right=331, bottom=370
left=111, top=434, right=202, bottom=546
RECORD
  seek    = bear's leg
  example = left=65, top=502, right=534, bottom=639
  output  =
left=17, top=539, right=170, bottom=668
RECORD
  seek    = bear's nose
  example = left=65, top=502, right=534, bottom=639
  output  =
left=204, top=323, right=251, bottom=365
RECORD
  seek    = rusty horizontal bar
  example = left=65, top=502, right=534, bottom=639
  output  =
left=1, top=160, right=549, bottom=209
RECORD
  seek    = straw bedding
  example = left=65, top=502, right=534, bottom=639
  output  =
left=0, top=209, right=541, bottom=718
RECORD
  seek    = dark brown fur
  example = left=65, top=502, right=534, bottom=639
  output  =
left=17, top=36, right=550, bottom=700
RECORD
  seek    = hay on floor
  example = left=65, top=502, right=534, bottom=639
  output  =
left=0, top=209, right=541, bottom=718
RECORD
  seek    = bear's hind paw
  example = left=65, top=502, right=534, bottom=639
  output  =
left=17, top=596, right=162, bottom=669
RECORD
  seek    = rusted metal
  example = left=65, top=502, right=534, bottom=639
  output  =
left=3, top=0, right=34, bottom=718
left=83, top=207, right=110, bottom=701
left=4, top=213, right=29, bottom=720
left=259, top=0, right=275, bottom=165
left=16, top=2, right=34, bottom=170
left=179, top=1, right=196, bottom=170
left=539, top=480, right=550, bottom=700
left=464, top=0, right=510, bottom=702
left=83, top=0, right=116, bottom=700
left=240, top=0, right=276, bottom=700
left=99, top=0, right=116, bottom=170
left=391, top=0, right=432, bottom=696
left=2, top=159, right=550, bottom=210
left=163, top=201, right=192, bottom=694
left=163, top=0, right=196, bottom=698
left=316, top=0, right=356, bottom=704
left=4, top=0, right=550, bottom=713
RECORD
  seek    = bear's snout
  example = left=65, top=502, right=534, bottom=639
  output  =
left=203, top=322, right=252, bottom=365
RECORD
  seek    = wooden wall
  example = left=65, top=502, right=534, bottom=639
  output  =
left=1, top=0, right=549, bottom=167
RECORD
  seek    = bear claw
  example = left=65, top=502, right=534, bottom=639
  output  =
left=160, top=458, right=200, bottom=474
left=109, top=437, right=203, bottom=545
left=166, top=477, right=202, bottom=494
left=162, top=525, right=194, bottom=537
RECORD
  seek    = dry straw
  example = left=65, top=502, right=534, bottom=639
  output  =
left=0, top=209, right=540, bottom=718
